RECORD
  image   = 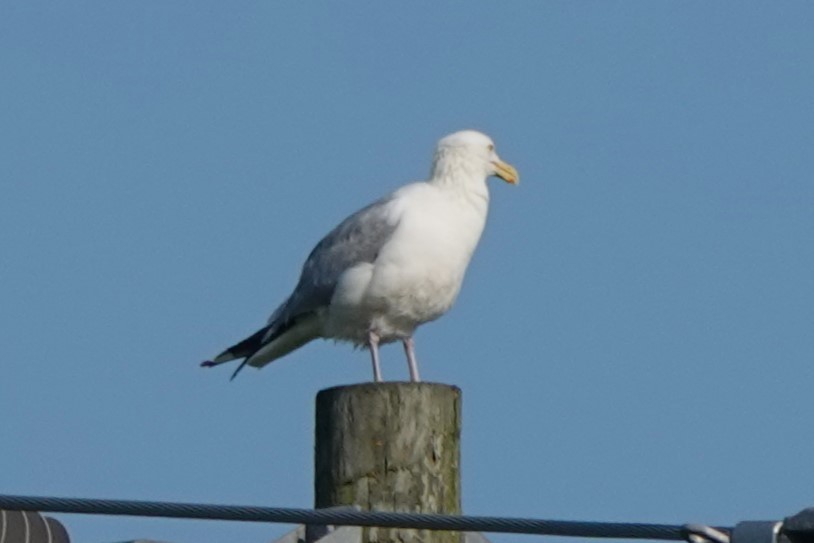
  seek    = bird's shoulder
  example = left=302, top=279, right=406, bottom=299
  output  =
left=270, top=182, right=432, bottom=323
left=297, top=184, right=423, bottom=286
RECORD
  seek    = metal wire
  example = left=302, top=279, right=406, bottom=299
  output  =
left=0, top=494, right=725, bottom=540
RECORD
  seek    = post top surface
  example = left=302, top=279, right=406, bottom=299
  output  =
left=317, top=382, right=462, bottom=398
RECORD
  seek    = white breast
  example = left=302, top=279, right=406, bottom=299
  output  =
left=363, top=183, right=488, bottom=339
left=323, top=181, right=489, bottom=344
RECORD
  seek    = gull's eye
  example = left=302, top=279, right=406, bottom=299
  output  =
left=487, top=144, right=494, bottom=152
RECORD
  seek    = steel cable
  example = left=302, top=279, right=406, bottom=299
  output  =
left=0, top=494, right=726, bottom=540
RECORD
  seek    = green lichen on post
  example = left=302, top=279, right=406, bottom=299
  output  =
left=315, top=383, right=462, bottom=543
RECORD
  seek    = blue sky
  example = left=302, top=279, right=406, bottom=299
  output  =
left=2, top=2, right=813, bottom=543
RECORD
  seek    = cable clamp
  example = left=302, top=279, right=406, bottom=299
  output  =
left=683, top=523, right=731, bottom=543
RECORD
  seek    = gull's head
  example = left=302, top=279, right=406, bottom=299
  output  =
left=431, top=130, right=519, bottom=186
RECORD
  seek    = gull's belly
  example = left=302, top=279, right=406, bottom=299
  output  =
left=325, top=263, right=463, bottom=344
left=326, top=186, right=487, bottom=343
left=374, top=270, right=461, bottom=321
left=364, top=240, right=471, bottom=338
left=369, top=194, right=486, bottom=339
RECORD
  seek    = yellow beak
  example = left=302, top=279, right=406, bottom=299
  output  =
left=493, top=160, right=519, bottom=185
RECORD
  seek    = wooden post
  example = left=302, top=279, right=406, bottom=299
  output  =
left=315, top=383, right=462, bottom=543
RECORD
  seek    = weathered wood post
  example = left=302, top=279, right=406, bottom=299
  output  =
left=315, top=382, right=462, bottom=543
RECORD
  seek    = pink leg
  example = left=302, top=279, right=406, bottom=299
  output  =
left=403, top=337, right=421, bottom=382
left=368, top=330, right=383, bottom=382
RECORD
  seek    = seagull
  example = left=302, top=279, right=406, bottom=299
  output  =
left=202, top=130, right=519, bottom=382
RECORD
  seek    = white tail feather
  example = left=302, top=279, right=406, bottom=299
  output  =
left=246, top=314, right=322, bottom=368
left=212, top=351, right=239, bottom=364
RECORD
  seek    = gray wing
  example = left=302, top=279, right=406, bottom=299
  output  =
left=266, top=195, right=400, bottom=333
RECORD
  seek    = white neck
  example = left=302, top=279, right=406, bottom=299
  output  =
left=427, top=149, right=490, bottom=203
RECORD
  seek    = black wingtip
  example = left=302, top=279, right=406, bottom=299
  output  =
left=201, top=360, right=216, bottom=368
left=229, top=359, right=250, bottom=381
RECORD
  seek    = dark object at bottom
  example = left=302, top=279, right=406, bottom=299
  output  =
left=0, top=509, right=70, bottom=543
left=784, top=509, right=814, bottom=543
